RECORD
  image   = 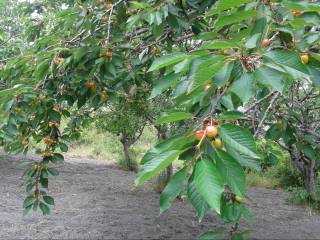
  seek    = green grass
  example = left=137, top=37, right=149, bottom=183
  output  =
left=286, top=186, right=320, bottom=212
left=246, top=170, right=280, bottom=189
left=66, top=125, right=158, bottom=167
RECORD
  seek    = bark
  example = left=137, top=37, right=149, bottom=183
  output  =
left=145, top=115, right=173, bottom=192
left=120, top=131, right=136, bottom=172
left=288, top=144, right=317, bottom=200
left=305, top=159, right=317, bottom=201
left=155, top=128, right=173, bottom=193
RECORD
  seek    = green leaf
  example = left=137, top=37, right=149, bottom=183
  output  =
left=135, top=150, right=181, bottom=186
left=245, top=33, right=261, bottom=49
left=195, top=158, right=224, bottom=214
left=39, top=202, right=50, bottom=215
left=188, top=55, right=225, bottom=91
left=43, top=196, right=55, bottom=205
left=226, top=146, right=261, bottom=171
left=160, top=168, right=187, bottom=214
left=264, top=50, right=309, bottom=76
left=230, top=73, right=255, bottom=103
left=250, top=5, right=268, bottom=50
left=52, top=153, right=64, bottom=162
left=219, top=124, right=259, bottom=159
left=23, top=196, right=34, bottom=208
left=219, top=111, right=245, bottom=121
left=255, top=66, right=286, bottom=92
left=308, top=65, right=320, bottom=87
left=59, top=142, right=69, bottom=152
left=155, top=111, right=193, bottom=125
left=47, top=167, right=59, bottom=176
left=130, top=1, right=151, bottom=9
left=33, top=200, right=39, bottom=211
left=231, top=230, right=251, bottom=240
left=208, top=0, right=250, bottom=16
left=141, top=135, right=194, bottom=165
left=34, top=59, right=50, bottom=81
left=214, top=62, right=234, bottom=87
left=282, top=0, right=320, bottom=11
left=150, top=73, right=180, bottom=99
left=198, top=227, right=225, bottom=240
left=187, top=174, right=209, bottom=221
left=220, top=201, right=242, bottom=223
left=220, top=95, right=234, bottom=110
left=148, top=53, right=187, bottom=72
left=266, top=123, right=284, bottom=141
left=302, top=145, right=317, bottom=161
left=23, top=205, right=32, bottom=216
left=215, top=150, right=246, bottom=197
left=41, top=169, right=48, bottom=179
left=214, top=10, right=257, bottom=31
left=201, top=40, right=238, bottom=50
left=241, top=206, right=253, bottom=222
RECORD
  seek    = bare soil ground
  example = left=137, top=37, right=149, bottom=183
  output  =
left=0, top=153, right=319, bottom=240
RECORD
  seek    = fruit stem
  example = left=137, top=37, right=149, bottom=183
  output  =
left=195, top=130, right=206, bottom=149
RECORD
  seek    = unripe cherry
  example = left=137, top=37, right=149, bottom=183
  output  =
left=212, top=138, right=222, bottom=149
left=300, top=53, right=309, bottom=64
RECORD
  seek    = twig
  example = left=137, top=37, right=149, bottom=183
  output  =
left=244, top=91, right=275, bottom=113
left=105, top=5, right=114, bottom=46
left=65, top=29, right=86, bottom=44
left=210, top=86, right=228, bottom=115
left=254, top=92, right=280, bottom=138
left=276, top=141, right=289, bottom=151
left=177, top=33, right=194, bottom=42
left=299, top=128, right=320, bottom=140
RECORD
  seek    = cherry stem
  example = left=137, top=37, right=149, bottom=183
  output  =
left=196, top=130, right=207, bottom=149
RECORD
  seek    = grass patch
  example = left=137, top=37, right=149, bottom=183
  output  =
left=246, top=170, right=280, bottom=189
left=286, top=186, right=320, bottom=212
left=67, top=125, right=157, bottom=167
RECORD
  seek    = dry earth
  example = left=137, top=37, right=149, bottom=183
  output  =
left=0, top=153, right=319, bottom=239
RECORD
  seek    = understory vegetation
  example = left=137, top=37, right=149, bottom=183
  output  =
left=69, top=124, right=320, bottom=210
left=67, top=124, right=157, bottom=169
left=1, top=0, right=320, bottom=238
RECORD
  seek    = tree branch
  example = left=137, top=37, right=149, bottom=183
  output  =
left=254, top=92, right=280, bottom=138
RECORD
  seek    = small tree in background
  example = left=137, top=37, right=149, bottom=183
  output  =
left=261, top=85, right=320, bottom=200
left=95, top=101, right=148, bottom=171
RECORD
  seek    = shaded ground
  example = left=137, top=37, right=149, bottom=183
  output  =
left=0, top=153, right=319, bottom=239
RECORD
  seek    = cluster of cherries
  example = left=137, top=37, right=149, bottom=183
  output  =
left=194, top=119, right=222, bottom=149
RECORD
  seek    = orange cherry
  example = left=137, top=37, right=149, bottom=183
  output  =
left=262, top=38, right=271, bottom=48
left=194, top=130, right=206, bottom=141
left=204, top=84, right=211, bottom=92
left=206, top=125, right=218, bottom=138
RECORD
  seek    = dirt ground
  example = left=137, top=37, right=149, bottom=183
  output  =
left=0, top=153, right=319, bottom=240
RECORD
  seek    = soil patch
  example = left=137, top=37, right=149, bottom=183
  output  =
left=0, top=154, right=319, bottom=239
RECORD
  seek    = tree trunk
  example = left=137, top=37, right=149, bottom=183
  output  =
left=304, top=159, right=317, bottom=201
left=154, top=127, right=173, bottom=193
left=123, top=141, right=134, bottom=170
left=120, top=131, right=136, bottom=172
left=288, top=144, right=317, bottom=200
left=145, top=116, right=174, bottom=192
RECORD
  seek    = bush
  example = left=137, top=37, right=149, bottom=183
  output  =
left=246, top=170, right=280, bottom=189
left=253, top=140, right=305, bottom=189
left=286, top=186, right=320, bottom=211
left=266, top=156, right=304, bottom=189
left=257, top=140, right=285, bottom=171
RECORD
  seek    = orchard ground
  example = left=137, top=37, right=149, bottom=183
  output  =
left=0, top=153, right=320, bottom=239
